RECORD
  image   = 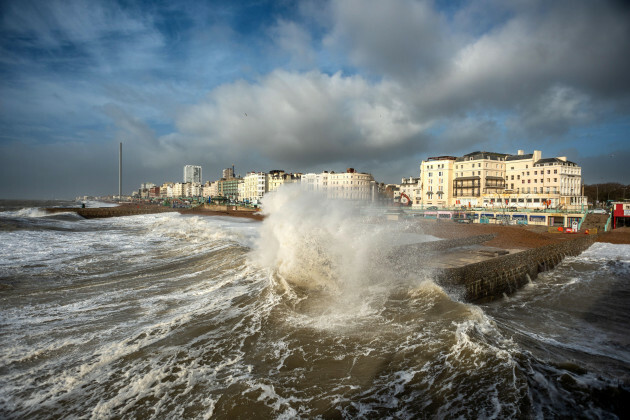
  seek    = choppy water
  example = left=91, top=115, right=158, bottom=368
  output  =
left=0, top=194, right=628, bottom=419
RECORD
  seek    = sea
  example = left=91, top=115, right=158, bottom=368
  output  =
left=1, top=190, right=628, bottom=419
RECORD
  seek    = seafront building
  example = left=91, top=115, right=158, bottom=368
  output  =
left=300, top=169, right=376, bottom=201
left=222, top=166, right=235, bottom=179
left=327, top=168, right=375, bottom=201
left=408, top=150, right=586, bottom=211
left=217, top=177, right=242, bottom=200
left=266, top=170, right=302, bottom=193
left=183, top=165, right=202, bottom=184
left=133, top=149, right=585, bottom=216
left=202, top=181, right=218, bottom=198
left=418, top=156, right=457, bottom=208
left=399, top=177, right=420, bottom=205
left=453, top=151, right=506, bottom=207
left=241, top=172, right=267, bottom=203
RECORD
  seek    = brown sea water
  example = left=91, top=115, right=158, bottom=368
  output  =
left=0, top=195, right=628, bottom=418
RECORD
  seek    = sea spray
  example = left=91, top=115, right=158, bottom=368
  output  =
left=253, top=185, right=440, bottom=316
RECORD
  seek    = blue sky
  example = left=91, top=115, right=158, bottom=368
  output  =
left=1, top=0, right=629, bottom=199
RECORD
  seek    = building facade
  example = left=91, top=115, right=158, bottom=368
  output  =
left=222, top=166, right=235, bottom=179
left=419, top=156, right=456, bottom=208
left=242, top=172, right=267, bottom=203
left=416, top=150, right=586, bottom=210
left=328, top=168, right=374, bottom=201
left=453, top=151, right=507, bottom=207
left=400, top=177, right=420, bottom=206
left=183, top=165, right=202, bottom=184
left=218, top=177, right=242, bottom=200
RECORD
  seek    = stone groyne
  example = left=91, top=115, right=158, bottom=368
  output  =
left=45, top=206, right=178, bottom=219
left=438, top=235, right=596, bottom=302
left=46, top=204, right=264, bottom=220
left=179, top=204, right=264, bottom=220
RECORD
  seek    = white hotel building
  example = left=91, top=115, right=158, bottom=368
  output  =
left=411, top=150, right=586, bottom=210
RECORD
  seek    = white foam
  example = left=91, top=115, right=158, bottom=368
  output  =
left=581, top=242, right=630, bottom=262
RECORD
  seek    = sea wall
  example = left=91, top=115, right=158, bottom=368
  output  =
left=45, top=206, right=176, bottom=219
left=438, top=236, right=596, bottom=302
left=200, top=204, right=259, bottom=213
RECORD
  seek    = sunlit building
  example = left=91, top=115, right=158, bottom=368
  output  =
left=183, top=165, right=202, bottom=184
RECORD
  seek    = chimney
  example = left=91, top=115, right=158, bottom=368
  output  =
left=558, top=156, right=567, bottom=161
left=517, top=150, right=524, bottom=155
left=533, top=150, right=542, bottom=161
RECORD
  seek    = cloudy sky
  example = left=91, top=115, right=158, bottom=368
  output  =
left=1, top=0, right=629, bottom=199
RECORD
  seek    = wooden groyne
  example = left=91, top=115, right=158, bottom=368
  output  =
left=437, top=235, right=596, bottom=302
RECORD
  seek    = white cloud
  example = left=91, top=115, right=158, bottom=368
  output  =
left=269, top=19, right=316, bottom=68
left=171, top=70, right=428, bottom=167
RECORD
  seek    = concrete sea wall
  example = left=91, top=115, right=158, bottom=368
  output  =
left=46, top=206, right=177, bottom=219
left=438, top=236, right=596, bottom=302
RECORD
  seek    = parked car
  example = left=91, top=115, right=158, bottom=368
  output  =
left=426, top=206, right=438, bottom=210
left=590, top=209, right=607, bottom=214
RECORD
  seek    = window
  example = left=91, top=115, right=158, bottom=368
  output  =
left=534, top=171, right=537, bottom=175
left=517, top=175, right=520, bottom=180
left=511, top=175, right=514, bottom=180
left=547, top=170, right=550, bottom=174
left=554, top=178, right=557, bottom=182
left=527, top=171, right=530, bottom=176
left=534, top=179, right=537, bottom=183
left=528, top=179, right=531, bottom=183
left=554, top=169, right=557, bottom=174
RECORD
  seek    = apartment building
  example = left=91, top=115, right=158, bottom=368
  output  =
left=453, top=152, right=507, bottom=207
left=183, top=165, right=202, bottom=184
left=202, top=181, right=218, bottom=198
left=300, top=171, right=330, bottom=193
left=222, top=166, right=235, bottom=179
left=534, top=158, right=583, bottom=208
left=419, top=156, right=456, bottom=207
left=439, top=149, right=586, bottom=210
left=299, top=169, right=375, bottom=201
left=400, top=177, right=420, bottom=205
left=266, top=170, right=286, bottom=193
left=328, top=168, right=375, bottom=201
left=242, top=172, right=267, bottom=203
left=160, top=183, right=173, bottom=198
left=503, top=150, right=585, bottom=209
left=218, top=177, right=242, bottom=200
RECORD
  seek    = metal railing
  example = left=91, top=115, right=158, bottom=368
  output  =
left=605, top=213, right=613, bottom=232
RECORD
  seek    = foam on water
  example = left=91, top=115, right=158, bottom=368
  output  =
left=1, top=200, right=628, bottom=418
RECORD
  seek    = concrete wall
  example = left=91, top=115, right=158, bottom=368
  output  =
left=201, top=204, right=258, bottom=212
left=438, top=236, right=595, bottom=302
left=46, top=206, right=177, bottom=219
